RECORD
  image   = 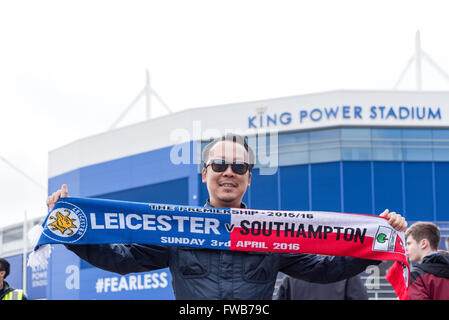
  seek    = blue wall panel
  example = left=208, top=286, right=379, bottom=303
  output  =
left=48, top=169, right=81, bottom=196
left=342, top=162, right=373, bottom=215
left=311, top=162, right=341, bottom=212
left=80, top=146, right=192, bottom=197
left=26, top=252, right=48, bottom=299
left=249, top=168, right=279, bottom=210
left=94, top=178, right=189, bottom=205
left=404, top=162, right=434, bottom=221
left=45, top=244, right=176, bottom=300
left=435, top=162, right=449, bottom=221
left=47, top=245, right=81, bottom=299
left=279, top=165, right=309, bottom=211
left=372, top=162, right=404, bottom=216
left=48, top=145, right=193, bottom=198
left=198, top=174, right=209, bottom=206
left=80, top=267, right=174, bottom=300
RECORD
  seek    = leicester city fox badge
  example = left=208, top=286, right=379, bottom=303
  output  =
left=43, top=201, right=88, bottom=243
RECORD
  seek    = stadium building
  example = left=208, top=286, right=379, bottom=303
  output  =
left=1, top=89, right=449, bottom=299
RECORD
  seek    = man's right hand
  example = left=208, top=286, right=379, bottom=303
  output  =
left=46, top=184, right=69, bottom=211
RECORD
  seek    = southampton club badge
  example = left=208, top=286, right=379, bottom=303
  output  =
left=43, top=201, right=88, bottom=243
left=372, top=226, right=397, bottom=252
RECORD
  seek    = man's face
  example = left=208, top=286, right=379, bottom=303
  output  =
left=406, top=235, right=422, bottom=262
left=202, top=140, right=252, bottom=208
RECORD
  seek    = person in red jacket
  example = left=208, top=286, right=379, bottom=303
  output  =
left=405, top=222, right=449, bottom=300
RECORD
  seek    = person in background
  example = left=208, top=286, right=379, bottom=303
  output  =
left=0, top=258, right=27, bottom=300
left=405, top=222, right=449, bottom=300
left=276, top=273, right=368, bottom=300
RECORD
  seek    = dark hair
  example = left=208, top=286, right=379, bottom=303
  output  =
left=202, top=133, right=255, bottom=169
left=0, top=258, right=10, bottom=278
left=405, top=222, right=440, bottom=251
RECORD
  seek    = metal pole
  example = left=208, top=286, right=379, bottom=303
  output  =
left=109, top=70, right=173, bottom=130
left=422, top=50, right=449, bottom=84
left=146, top=69, right=151, bottom=120
left=151, top=89, right=173, bottom=114
left=109, top=88, right=145, bottom=130
left=393, top=56, right=414, bottom=90
left=0, top=154, right=45, bottom=191
left=22, top=210, right=28, bottom=296
left=415, top=30, right=422, bottom=90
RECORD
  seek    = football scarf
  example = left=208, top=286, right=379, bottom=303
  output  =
left=28, top=197, right=409, bottom=299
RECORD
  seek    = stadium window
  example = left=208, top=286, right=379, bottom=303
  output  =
left=278, top=132, right=310, bottom=166
left=341, top=147, right=372, bottom=161
left=371, top=128, right=402, bottom=161
left=402, top=129, right=432, bottom=161
left=309, top=128, right=340, bottom=143
left=341, top=128, right=371, bottom=161
left=279, top=151, right=310, bottom=166
left=309, top=129, right=341, bottom=163
left=2, top=226, right=23, bottom=243
left=341, top=128, right=371, bottom=140
left=310, top=148, right=341, bottom=163
left=432, top=129, right=449, bottom=161
left=278, top=131, right=309, bottom=152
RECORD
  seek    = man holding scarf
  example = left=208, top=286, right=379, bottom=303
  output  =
left=47, top=134, right=407, bottom=300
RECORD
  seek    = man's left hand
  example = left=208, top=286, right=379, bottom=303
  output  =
left=379, top=209, right=407, bottom=232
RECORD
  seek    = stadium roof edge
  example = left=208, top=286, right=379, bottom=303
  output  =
left=48, top=89, right=449, bottom=179
left=48, top=89, right=449, bottom=153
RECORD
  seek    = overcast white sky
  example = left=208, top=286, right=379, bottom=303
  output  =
left=1, top=0, right=449, bottom=228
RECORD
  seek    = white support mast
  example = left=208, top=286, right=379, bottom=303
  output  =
left=145, top=69, right=151, bottom=121
left=393, top=30, right=449, bottom=90
left=0, top=154, right=45, bottom=191
left=109, top=70, right=173, bottom=131
left=415, top=30, right=422, bottom=90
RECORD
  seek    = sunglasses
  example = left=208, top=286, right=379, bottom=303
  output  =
left=205, top=159, right=252, bottom=175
